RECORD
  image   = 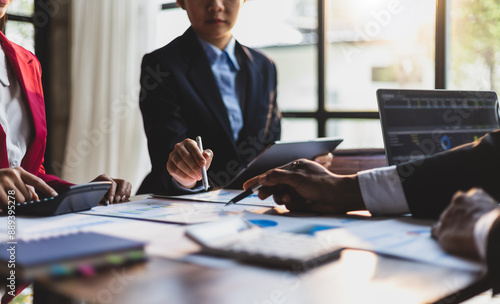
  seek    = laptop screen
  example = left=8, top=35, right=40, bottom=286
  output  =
left=377, top=89, right=500, bottom=166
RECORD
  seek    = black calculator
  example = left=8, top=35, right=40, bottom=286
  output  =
left=13, top=181, right=112, bottom=216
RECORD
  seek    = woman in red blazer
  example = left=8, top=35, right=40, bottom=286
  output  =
left=0, top=2, right=131, bottom=209
left=0, top=3, right=131, bottom=303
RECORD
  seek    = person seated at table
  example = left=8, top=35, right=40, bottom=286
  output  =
left=1, top=2, right=132, bottom=303
left=137, top=0, right=334, bottom=195
left=244, top=129, right=500, bottom=293
left=136, top=0, right=281, bottom=195
left=243, top=129, right=500, bottom=219
left=0, top=2, right=132, bottom=210
left=431, top=188, right=500, bottom=294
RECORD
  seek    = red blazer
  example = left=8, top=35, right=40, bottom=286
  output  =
left=0, top=32, right=72, bottom=192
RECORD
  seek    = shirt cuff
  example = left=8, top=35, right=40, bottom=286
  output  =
left=358, top=165, right=410, bottom=216
left=473, top=208, right=500, bottom=261
left=171, top=178, right=205, bottom=193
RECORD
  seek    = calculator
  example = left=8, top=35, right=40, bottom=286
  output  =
left=14, top=182, right=112, bottom=216
left=185, top=217, right=343, bottom=271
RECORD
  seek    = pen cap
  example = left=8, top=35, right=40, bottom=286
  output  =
left=196, top=136, right=204, bottom=151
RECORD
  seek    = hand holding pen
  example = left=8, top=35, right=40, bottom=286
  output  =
left=166, top=137, right=213, bottom=190
left=235, top=158, right=366, bottom=214
left=226, top=161, right=301, bottom=206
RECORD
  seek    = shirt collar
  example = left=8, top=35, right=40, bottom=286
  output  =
left=0, top=41, right=10, bottom=87
left=198, top=36, right=240, bottom=71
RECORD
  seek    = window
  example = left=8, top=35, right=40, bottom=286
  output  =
left=323, top=0, right=435, bottom=148
left=159, top=0, right=492, bottom=149
left=157, top=0, right=320, bottom=141
left=449, top=0, right=500, bottom=91
left=5, top=0, right=35, bottom=53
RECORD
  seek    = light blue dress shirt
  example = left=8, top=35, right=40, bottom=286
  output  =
left=198, top=37, right=243, bottom=142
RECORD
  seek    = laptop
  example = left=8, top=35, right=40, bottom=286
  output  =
left=377, top=89, right=500, bottom=166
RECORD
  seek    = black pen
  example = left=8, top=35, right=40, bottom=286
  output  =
left=225, top=161, right=301, bottom=206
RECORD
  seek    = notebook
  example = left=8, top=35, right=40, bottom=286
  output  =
left=377, top=89, right=500, bottom=165
left=0, top=232, right=146, bottom=280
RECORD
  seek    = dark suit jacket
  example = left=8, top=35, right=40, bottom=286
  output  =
left=137, top=28, right=281, bottom=195
left=397, top=129, right=500, bottom=218
left=0, top=32, right=72, bottom=193
left=487, top=216, right=500, bottom=294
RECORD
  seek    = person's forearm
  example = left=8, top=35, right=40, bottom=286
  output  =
left=342, top=174, right=366, bottom=211
left=400, top=130, right=500, bottom=218
left=358, top=166, right=409, bottom=215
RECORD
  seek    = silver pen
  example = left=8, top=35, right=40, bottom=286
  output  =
left=196, top=136, right=209, bottom=191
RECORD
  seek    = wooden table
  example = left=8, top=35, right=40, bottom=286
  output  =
left=33, top=250, right=487, bottom=304
left=11, top=150, right=491, bottom=303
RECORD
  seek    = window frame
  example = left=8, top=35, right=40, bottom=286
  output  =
left=5, top=14, right=33, bottom=24
left=5, top=1, right=48, bottom=77
left=5, top=0, right=36, bottom=39
left=5, top=0, right=50, bottom=72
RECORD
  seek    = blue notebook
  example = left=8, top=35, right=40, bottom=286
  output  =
left=0, top=232, right=146, bottom=280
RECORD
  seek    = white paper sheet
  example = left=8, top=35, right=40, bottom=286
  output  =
left=1, top=203, right=483, bottom=272
left=0, top=212, right=203, bottom=259
left=80, top=198, right=277, bottom=224
left=317, top=218, right=486, bottom=272
left=0, top=213, right=125, bottom=240
left=153, top=189, right=277, bottom=206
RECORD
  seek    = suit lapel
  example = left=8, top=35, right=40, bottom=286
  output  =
left=0, top=33, right=11, bottom=168
left=182, top=29, right=235, bottom=147
left=0, top=32, right=46, bottom=172
left=238, top=44, right=261, bottom=139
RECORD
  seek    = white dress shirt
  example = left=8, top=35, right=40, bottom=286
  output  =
left=358, top=165, right=409, bottom=215
left=0, top=41, right=31, bottom=168
left=474, top=208, right=500, bottom=260
left=358, top=165, right=496, bottom=261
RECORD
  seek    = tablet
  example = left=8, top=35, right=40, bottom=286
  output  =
left=224, top=137, right=343, bottom=189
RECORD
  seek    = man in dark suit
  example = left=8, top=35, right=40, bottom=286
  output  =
left=137, top=0, right=281, bottom=195
left=243, top=129, right=500, bottom=291
left=244, top=129, right=500, bottom=219
left=431, top=189, right=500, bottom=294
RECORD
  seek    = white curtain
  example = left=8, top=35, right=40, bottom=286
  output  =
left=63, top=0, right=157, bottom=191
